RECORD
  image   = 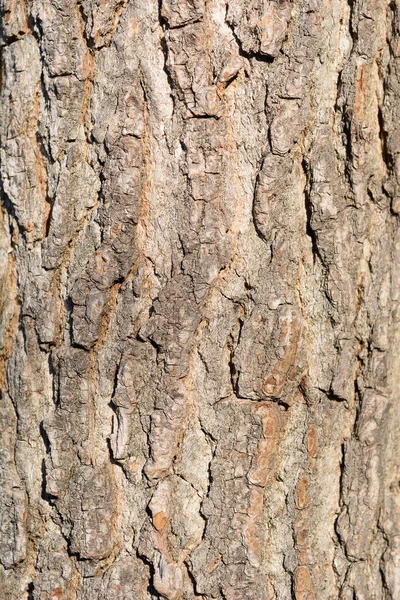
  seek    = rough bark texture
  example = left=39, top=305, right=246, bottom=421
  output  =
left=1, top=0, right=400, bottom=598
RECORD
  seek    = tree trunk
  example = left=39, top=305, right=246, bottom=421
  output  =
left=1, top=1, right=400, bottom=598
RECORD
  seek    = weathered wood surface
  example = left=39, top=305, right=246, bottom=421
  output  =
left=0, top=1, right=400, bottom=598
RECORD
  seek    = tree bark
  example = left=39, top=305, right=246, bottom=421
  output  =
left=1, top=0, right=400, bottom=598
